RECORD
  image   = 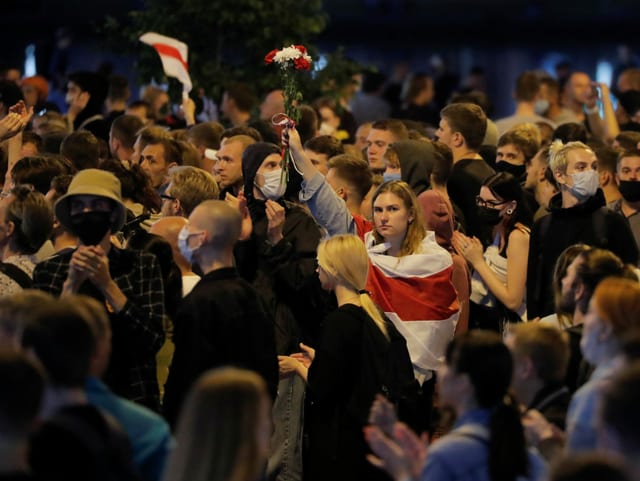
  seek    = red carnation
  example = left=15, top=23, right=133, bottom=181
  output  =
left=264, top=49, right=278, bottom=64
left=295, top=45, right=307, bottom=54
left=294, top=57, right=311, bottom=71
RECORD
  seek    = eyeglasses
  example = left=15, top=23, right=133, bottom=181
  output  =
left=160, top=194, right=176, bottom=202
left=475, top=195, right=506, bottom=208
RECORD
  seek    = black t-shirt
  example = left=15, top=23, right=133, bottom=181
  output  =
left=448, top=157, right=496, bottom=243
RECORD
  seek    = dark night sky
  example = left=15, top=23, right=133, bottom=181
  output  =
left=2, top=0, right=639, bottom=52
left=2, top=0, right=639, bottom=116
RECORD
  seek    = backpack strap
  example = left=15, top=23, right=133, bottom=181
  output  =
left=532, top=214, right=552, bottom=306
left=593, top=208, right=609, bottom=246
left=0, top=262, right=32, bottom=289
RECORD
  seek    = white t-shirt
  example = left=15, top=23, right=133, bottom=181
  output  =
left=182, top=274, right=200, bottom=297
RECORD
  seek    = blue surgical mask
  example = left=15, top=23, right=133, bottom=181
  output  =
left=257, top=169, right=287, bottom=200
left=568, top=170, right=599, bottom=202
left=178, top=226, right=202, bottom=265
left=534, top=99, right=549, bottom=115
left=383, top=172, right=402, bottom=182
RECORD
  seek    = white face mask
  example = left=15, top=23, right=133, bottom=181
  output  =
left=534, top=99, right=549, bottom=115
left=568, top=169, right=599, bottom=201
left=178, top=226, right=202, bottom=265
left=256, top=169, right=287, bottom=200
left=318, top=121, right=336, bottom=136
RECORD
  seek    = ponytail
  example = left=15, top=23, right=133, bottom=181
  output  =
left=317, top=235, right=390, bottom=340
left=488, top=392, right=528, bottom=481
left=358, top=289, right=389, bottom=340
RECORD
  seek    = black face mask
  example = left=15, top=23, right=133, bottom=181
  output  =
left=158, top=103, right=170, bottom=117
left=477, top=206, right=503, bottom=226
left=619, top=180, right=640, bottom=203
left=70, top=211, right=112, bottom=246
left=496, top=161, right=526, bottom=180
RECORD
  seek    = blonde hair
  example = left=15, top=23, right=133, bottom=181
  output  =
left=169, top=165, right=219, bottom=216
left=163, top=367, right=268, bottom=481
left=548, top=139, right=594, bottom=175
left=317, top=235, right=388, bottom=339
left=372, top=180, right=427, bottom=257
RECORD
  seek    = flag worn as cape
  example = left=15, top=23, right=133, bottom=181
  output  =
left=364, top=231, right=459, bottom=381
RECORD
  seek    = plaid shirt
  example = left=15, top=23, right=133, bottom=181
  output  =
left=33, top=246, right=166, bottom=411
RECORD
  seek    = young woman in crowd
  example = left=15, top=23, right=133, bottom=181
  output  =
left=162, top=367, right=272, bottom=481
left=278, top=234, right=416, bottom=481
left=288, top=125, right=458, bottom=364
left=365, top=330, right=547, bottom=481
left=452, top=172, right=532, bottom=333
left=287, top=125, right=459, bottom=431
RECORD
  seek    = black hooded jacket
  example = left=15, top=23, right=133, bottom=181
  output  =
left=527, top=189, right=639, bottom=319
left=235, top=142, right=331, bottom=353
left=393, top=139, right=433, bottom=196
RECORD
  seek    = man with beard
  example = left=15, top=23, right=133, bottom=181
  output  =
left=608, top=149, right=640, bottom=255
left=555, top=247, right=636, bottom=393
left=33, top=169, right=165, bottom=411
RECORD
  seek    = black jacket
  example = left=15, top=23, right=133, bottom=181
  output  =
left=527, top=190, right=639, bottom=319
left=447, top=157, right=496, bottom=243
left=304, top=305, right=412, bottom=481
left=236, top=200, right=330, bottom=354
left=162, top=267, right=278, bottom=427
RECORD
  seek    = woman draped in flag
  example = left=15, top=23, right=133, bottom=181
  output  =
left=364, top=180, right=459, bottom=383
left=285, top=125, right=459, bottom=430
left=451, top=172, right=532, bottom=333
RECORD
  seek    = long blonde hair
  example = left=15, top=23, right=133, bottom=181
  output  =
left=317, top=234, right=389, bottom=340
left=371, top=180, right=426, bottom=257
left=163, top=367, right=268, bottom=481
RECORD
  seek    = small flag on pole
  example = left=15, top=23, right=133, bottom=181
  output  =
left=139, top=32, right=192, bottom=96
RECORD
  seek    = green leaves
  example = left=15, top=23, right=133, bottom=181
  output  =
left=104, top=0, right=326, bottom=100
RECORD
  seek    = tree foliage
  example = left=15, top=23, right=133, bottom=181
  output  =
left=104, top=0, right=327, bottom=100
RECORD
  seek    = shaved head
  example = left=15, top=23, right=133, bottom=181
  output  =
left=189, top=200, right=242, bottom=251
left=150, top=216, right=190, bottom=271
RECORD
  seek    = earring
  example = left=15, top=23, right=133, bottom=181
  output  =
left=506, top=208, right=514, bottom=215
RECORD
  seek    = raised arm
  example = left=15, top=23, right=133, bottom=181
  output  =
left=285, top=126, right=357, bottom=236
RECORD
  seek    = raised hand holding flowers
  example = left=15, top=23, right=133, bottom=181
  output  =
left=264, top=44, right=313, bottom=181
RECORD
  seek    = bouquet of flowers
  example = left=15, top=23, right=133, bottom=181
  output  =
left=264, top=45, right=313, bottom=180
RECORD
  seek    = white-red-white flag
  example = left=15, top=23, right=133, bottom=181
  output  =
left=139, top=32, right=192, bottom=95
left=364, top=231, right=459, bottom=381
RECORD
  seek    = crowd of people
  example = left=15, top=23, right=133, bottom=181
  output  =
left=1, top=62, right=640, bottom=481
